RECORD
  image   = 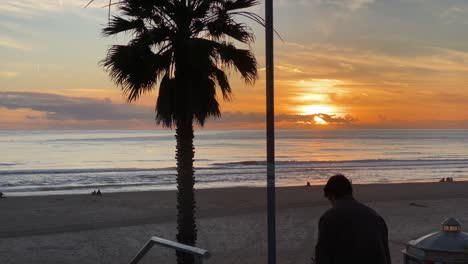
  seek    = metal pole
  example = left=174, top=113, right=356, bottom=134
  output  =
left=265, top=0, right=276, bottom=263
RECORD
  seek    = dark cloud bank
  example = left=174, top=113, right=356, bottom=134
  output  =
left=0, top=92, right=358, bottom=128
left=0, top=92, right=152, bottom=121
left=2, top=92, right=468, bottom=129
left=218, top=112, right=357, bottom=125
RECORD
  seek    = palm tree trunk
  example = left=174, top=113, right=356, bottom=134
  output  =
left=175, top=118, right=197, bottom=264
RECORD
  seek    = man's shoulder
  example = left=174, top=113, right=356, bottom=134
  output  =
left=353, top=200, right=384, bottom=219
left=353, top=200, right=379, bottom=212
left=322, top=199, right=384, bottom=220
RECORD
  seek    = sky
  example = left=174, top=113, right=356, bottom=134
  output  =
left=1, top=0, right=468, bottom=129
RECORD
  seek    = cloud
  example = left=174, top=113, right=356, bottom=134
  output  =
left=0, top=0, right=102, bottom=18
left=276, top=0, right=374, bottom=10
left=0, top=92, right=153, bottom=121
left=0, top=71, right=20, bottom=79
left=328, top=0, right=374, bottom=10
left=1, top=92, right=466, bottom=129
left=277, top=113, right=357, bottom=124
left=0, top=92, right=359, bottom=129
left=0, top=22, right=32, bottom=35
left=0, top=0, right=65, bottom=17
left=215, top=112, right=358, bottom=126
left=285, top=0, right=374, bottom=36
left=276, top=42, right=468, bottom=83
left=0, top=36, right=31, bottom=51
left=440, top=6, right=468, bottom=24
left=276, top=65, right=305, bottom=74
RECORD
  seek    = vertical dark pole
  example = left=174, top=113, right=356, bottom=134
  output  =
left=265, top=0, right=276, bottom=263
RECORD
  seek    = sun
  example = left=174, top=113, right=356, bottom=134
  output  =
left=299, top=105, right=335, bottom=115
left=296, top=104, right=339, bottom=125
left=313, top=116, right=328, bottom=125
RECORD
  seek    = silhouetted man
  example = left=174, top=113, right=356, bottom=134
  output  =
left=314, top=174, right=391, bottom=264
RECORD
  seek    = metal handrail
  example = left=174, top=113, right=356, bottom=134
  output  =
left=130, top=237, right=210, bottom=264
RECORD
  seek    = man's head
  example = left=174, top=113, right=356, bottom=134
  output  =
left=323, top=174, right=353, bottom=204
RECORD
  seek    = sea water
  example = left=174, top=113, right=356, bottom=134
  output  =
left=1, top=129, right=467, bottom=195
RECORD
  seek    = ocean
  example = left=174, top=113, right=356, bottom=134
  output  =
left=1, top=129, right=468, bottom=196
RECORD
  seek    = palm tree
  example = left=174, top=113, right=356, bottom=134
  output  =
left=100, top=0, right=259, bottom=263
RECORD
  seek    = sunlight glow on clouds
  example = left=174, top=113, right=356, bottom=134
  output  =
left=286, top=79, right=348, bottom=117
left=299, top=105, right=336, bottom=116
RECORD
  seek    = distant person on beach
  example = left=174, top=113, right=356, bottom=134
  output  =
left=314, top=174, right=391, bottom=264
left=0, top=192, right=5, bottom=198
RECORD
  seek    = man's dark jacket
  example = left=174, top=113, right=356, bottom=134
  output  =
left=315, top=197, right=391, bottom=264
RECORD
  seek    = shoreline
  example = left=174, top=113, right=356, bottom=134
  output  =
left=3, top=178, right=468, bottom=197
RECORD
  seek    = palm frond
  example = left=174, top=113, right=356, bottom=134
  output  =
left=84, top=0, right=118, bottom=22
left=223, top=0, right=260, bottom=10
left=231, top=11, right=284, bottom=42
left=215, top=42, right=257, bottom=83
left=101, top=0, right=123, bottom=8
left=102, top=16, right=146, bottom=36
left=192, top=0, right=212, bottom=19
left=156, top=74, right=176, bottom=127
left=84, top=0, right=95, bottom=8
left=192, top=77, right=221, bottom=126
left=129, top=26, right=172, bottom=47
left=206, top=18, right=254, bottom=44
left=99, top=0, right=261, bottom=128
left=190, top=38, right=257, bottom=83
left=210, top=66, right=232, bottom=100
left=101, top=45, right=171, bottom=102
left=120, top=0, right=163, bottom=20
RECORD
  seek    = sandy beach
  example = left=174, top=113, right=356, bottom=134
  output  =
left=1, top=182, right=468, bottom=264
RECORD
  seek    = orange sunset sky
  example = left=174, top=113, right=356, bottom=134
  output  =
left=1, top=0, right=468, bottom=129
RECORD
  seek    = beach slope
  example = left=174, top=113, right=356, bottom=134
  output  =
left=1, top=182, right=468, bottom=264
